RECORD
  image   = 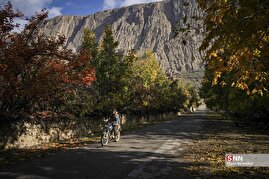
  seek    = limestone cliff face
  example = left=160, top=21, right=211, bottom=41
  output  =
left=40, top=0, right=205, bottom=78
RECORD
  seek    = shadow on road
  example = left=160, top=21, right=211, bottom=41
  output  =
left=0, top=111, right=268, bottom=178
left=0, top=148, right=187, bottom=178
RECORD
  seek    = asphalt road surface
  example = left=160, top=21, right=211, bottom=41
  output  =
left=0, top=108, right=208, bottom=179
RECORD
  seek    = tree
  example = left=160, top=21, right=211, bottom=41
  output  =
left=154, top=79, right=188, bottom=112
left=0, top=3, right=95, bottom=113
left=81, top=28, right=98, bottom=60
left=128, top=50, right=195, bottom=113
left=198, top=0, right=269, bottom=119
left=90, top=26, right=134, bottom=113
left=129, top=51, right=165, bottom=112
left=93, top=26, right=120, bottom=95
left=78, top=28, right=96, bottom=86
left=53, top=27, right=97, bottom=116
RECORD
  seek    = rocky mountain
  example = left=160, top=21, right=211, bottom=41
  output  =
left=40, top=0, right=205, bottom=82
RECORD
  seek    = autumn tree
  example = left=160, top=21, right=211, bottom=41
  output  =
left=128, top=51, right=196, bottom=113
left=72, top=27, right=198, bottom=115
left=54, top=28, right=96, bottom=116
left=198, top=0, right=269, bottom=119
left=129, top=51, right=165, bottom=112
left=0, top=3, right=95, bottom=113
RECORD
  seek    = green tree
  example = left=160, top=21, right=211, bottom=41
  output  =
left=93, top=26, right=120, bottom=95
left=81, top=28, right=98, bottom=60
left=154, top=79, right=188, bottom=112
left=91, top=26, right=134, bottom=113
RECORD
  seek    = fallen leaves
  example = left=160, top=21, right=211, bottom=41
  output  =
left=0, top=136, right=100, bottom=167
left=179, top=113, right=269, bottom=178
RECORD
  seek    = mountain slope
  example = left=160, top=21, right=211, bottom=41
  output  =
left=40, top=0, right=205, bottom=80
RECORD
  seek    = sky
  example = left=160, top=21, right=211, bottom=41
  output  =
left=1, top=0, right=163, bottom=18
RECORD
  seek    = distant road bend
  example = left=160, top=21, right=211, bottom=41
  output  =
left=1, top=107, right=210, bottom=179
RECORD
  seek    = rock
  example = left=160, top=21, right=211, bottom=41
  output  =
left=40, top=0, right=205, bottom=83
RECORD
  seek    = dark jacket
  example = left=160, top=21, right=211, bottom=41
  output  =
left=110, top=113, right=121, bottom=126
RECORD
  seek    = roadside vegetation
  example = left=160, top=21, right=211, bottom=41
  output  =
left=0, top=2, right=199, bottom=119
left=0, top=1, right=268, bottom=177
left=0, top=2, right=200, bottom=151
left=197, top=0, right=269, bottom=125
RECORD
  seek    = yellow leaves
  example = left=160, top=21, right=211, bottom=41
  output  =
left=215, top=71, right=222, bottom=79
left=241, top=70, right=250, bottom=81
left=254, top=72, right=268, bottom=82
left=207, top=46, right=268, bottom=97
left=212, top=71, right=222, bottom=86
left=199, top=0, right=269, bottom=98
left=210, top=52, right=218, bottom=58
left=133, top=50, right=163, bottom=88
left=230, top=70, right=268, bottom=96
left=253, top=49, right=261, bottom=57
left=199, top=0, right=269, bottom=118
left=251, top=89, right=263, bottom=96
left=143, top=101, right=149, bottom=107
left=235, top=82, right=249, bottom=91
left=213, top=15, right=223, bottom=24
left=251, top=85, right=268, bottom=96
left=263, top=35, right=269, bottom=43
left=212, top=78, right=218, bottom=86
left=210, top=51, right=224, bottom=63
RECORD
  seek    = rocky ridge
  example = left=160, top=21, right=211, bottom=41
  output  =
left=40, top=0, right=205, bottom=82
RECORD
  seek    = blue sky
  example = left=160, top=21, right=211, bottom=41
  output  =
left=2, top=0, right=163, bottom=17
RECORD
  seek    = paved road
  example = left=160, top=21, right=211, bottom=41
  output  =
left=0, top=110, right=209, bottom=179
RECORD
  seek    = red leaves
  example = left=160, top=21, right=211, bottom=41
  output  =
left=0, top=3, right=95, bottom=113
left=74, top=52, right=96, bottom=86
left=81, top=68, right=96, bottom=86
left=46, top=58, right=96, bottom=86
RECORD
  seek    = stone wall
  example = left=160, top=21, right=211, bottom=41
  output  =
left=0, top=114, right=97, bottom=149
left=0, top=112, right=177, bottom=149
